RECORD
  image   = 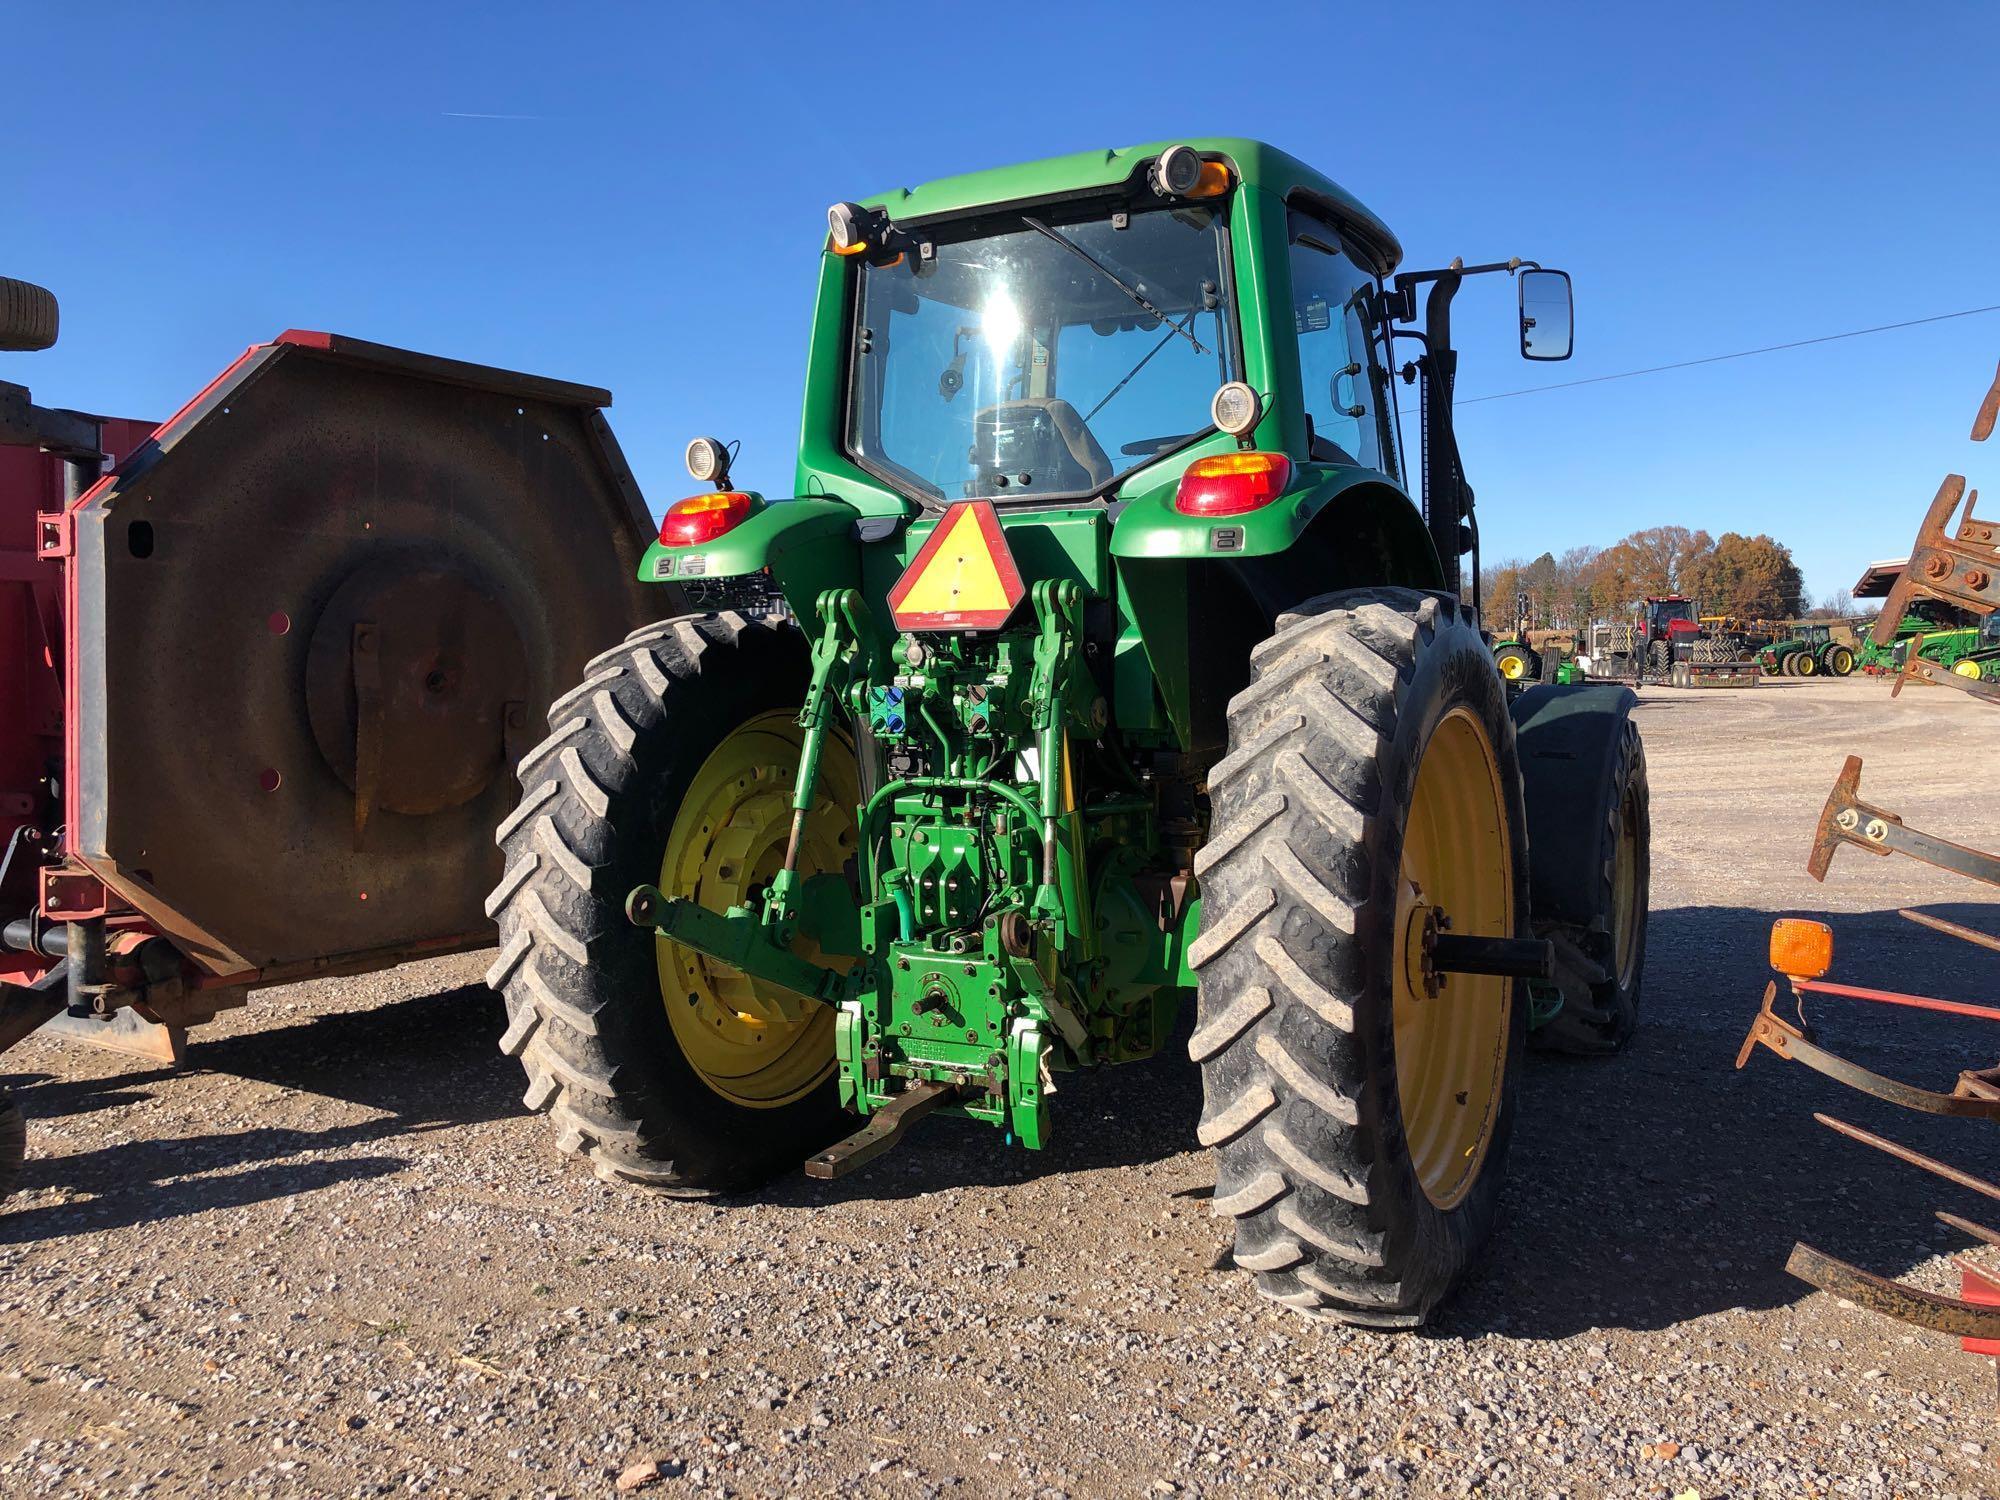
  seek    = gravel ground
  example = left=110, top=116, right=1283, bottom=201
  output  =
left=3, top=674, right=1998, bottom=1498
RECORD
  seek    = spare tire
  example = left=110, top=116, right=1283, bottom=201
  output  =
left=0, top=277, right=58, bottom=352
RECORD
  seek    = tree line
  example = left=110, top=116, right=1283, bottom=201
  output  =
left=1478, top=526, right=1832, bottom=630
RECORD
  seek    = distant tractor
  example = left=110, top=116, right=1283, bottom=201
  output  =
left=1760, top=622, right=1857, bottom=677
left=1636, top=594, right=1701, bottom=675
left=1490, top=597, right=1583, bottom=684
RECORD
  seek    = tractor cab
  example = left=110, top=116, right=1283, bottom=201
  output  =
left=1638, top=594, right=1699, bottom=644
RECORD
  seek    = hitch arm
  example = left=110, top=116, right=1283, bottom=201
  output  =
left=626, top=886, right=851, bottom=1016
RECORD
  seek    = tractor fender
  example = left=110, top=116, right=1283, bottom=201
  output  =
left=1109, top=463, right=1432, bottom=567
left=639, top=496, right=871, bottom=617
left=1508, top=683, right=1639, bottom=931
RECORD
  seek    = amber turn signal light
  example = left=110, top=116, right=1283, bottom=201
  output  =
left=1768, top=917, right=1833, bottom=981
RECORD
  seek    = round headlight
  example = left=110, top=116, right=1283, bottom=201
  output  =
left=1210, top=382, right=1262, bottom=437
left=827, top=201, right=869, bottom=254
left=1152, top=145, right=1204, bottom=198
left=685, top=436, right=730, bottom=485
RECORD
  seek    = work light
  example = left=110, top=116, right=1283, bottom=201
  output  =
left=1152, top=145, right=1204, bottom=197
left=827, top=201, right=871, bottom=255
left=1210, top=382, right=1261, bottom=437
left=685, top=435, right=731, bottom=487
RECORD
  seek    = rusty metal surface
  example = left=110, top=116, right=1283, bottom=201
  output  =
left=1815, top=1112, right=2000, bottom=1203
left=1787, top=1242, right=2000, bottom=1340
left=1900, top=906, right=2000, bottom=954
left=1892, top=653, right=2000, bottom=704
left=1735, top=983, right=2000, bottom=1119
left=66, top=335, right=659, bottom=976
left=804, top=1080, right=958, bottom=1180
left=1940, top=1211, right=2000, bottom=1249
left=1807, top=755, right=2000, bottom=887
left=1973, top=357, right=2000, bottom=444
left=1870, top=475, right=2000, bottom=643
left=37, top=1003, right=185, bottom=1065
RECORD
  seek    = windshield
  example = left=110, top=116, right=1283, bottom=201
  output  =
left=845, top=201, right=1237, bottom=504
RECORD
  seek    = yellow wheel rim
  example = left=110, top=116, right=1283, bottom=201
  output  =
left=657, top=710, right=859, bottom=1109
left=1498, top=651, right=1527, bottom=681
left=1956, top=658, right=1983, bottom=679
left=1391, top=708, right=1514, bottom=1211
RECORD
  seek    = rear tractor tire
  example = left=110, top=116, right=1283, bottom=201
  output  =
left=486, top=611, right=858, bottom=1195
left=1822, top=645, right=1855, bottom=677
left=1190, top=588, right=1528, bottom=1327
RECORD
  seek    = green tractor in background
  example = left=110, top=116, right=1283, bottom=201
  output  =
left=488, top=140, right=1650, bottom=1327
left=1854, top=604, right=2000, bottom=679
left=1759, top=621, right=1857, bottom=678
left=1903, top=611, right=2000, bottom=681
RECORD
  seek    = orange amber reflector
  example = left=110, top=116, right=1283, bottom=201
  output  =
left=660, top=490, right=754, bottom=546
left=1769, top=917, right=1833, bottom=980
left=1187, top=161, right=1233, bottom=198
left=1174, top=452, right=1293, bottom=517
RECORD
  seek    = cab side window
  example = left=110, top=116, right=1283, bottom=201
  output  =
left=1288, top=213, right=1380, bottom=470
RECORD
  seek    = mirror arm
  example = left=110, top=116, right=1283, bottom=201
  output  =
left=1412, top=270, right=1470, bottom=602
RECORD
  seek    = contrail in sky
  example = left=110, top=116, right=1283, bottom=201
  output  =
left=441, top=111, right=545, bottom=120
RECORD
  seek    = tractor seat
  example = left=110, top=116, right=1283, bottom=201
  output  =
left=970, top=398, right=1113, bottom=494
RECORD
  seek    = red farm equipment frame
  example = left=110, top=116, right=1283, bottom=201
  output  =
left=0, top=283, right=658, bottom=1083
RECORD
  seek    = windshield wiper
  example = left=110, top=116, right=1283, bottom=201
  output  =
left=1083, top=308, right=1200, bottom=422
left=1019, top=215, right=1207, bottom=356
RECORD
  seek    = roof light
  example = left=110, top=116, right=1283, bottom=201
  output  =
left=827, top=201, right=872, bottom=256
left=1151, top=145, right=1204, bottom=198
left=1768, top=917, right=1833, bottom=981
left=1174, top=452, right=1293, bottom=517
left=660, top=490, right=755, bottom=547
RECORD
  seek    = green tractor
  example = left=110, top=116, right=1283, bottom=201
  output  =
left=1759, top=621, right=1856, bottom=678
left=487, top=140, right=1650, bottom=1326
left=1913, top=612, right=2000, bottom=681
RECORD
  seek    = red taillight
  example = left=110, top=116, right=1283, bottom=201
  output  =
left=1173, top=452, right=1293, bottom=517
left=660, top=490, right=754, bottom=546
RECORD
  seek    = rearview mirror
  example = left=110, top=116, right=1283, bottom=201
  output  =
left=1518, top=268, right=1572, bottom=361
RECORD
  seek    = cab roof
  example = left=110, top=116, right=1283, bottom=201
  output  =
left=859, top=137, right=1403, bottom=278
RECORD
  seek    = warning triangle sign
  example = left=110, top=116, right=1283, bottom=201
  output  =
left=888, top=501, right=1026, bottom=632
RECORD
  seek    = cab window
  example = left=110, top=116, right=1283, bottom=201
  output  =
left=1287, top=213, right=1381, bottom=471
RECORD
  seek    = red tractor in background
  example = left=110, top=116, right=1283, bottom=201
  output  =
left=1582, top=593, right=1760, bottom=687
left=1635, top=593, right=1700, bottom=673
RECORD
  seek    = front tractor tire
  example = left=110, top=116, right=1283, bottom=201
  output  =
left=1493, top=643, right=1539, bottom=684
left=1190, top=589, right=1528, bottom=1327
left=486, top=611, right=856, bottom=1195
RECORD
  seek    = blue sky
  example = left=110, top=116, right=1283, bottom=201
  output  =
left=9, top=1, right=1996, bottom=603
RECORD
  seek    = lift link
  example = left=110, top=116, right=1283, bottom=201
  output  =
left=1027, top=578, right=1084, bottom=932
left=625, top=884, right=851, bottom=1021
left=766, top=589, right=876, bottom=934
